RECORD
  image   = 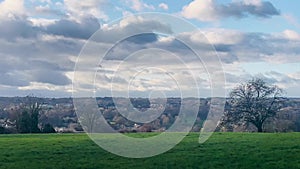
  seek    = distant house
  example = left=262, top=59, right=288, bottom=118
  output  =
left=0, top=119, right=15, bottom=128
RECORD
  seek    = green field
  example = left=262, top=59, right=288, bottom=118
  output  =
left=0, top=132, right=300, bottom=169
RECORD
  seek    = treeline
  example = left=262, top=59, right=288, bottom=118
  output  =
left=1, top=95, right=300, bottom=134
left=0, top=97, right=56, bottom=134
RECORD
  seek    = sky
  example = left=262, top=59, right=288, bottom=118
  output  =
left=0, top=0, right=299, bottom=98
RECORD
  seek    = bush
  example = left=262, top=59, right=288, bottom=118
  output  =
left=42, top=123, right=56, bottom=133
left=0, top=126, right=7, bottom=134
left=0, top=126, right=17, bottom=134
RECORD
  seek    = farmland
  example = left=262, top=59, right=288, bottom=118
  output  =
left=0, top=132, right=300, bottom=169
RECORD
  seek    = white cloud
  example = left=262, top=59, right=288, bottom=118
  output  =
left=181, top=0, right=280, bottom=22
left=30, top=0, right=52, bottom=4
left=99, top=16, right=173, bottom=43
left=128, top=0, right=155, bottom=12
left=158, top=3, right=168, bottom=10
left=0, top=6, right=299, bottom=97
left=18, top=82, right=72, bottom=93
left=35, top=4, right=51, bottom=13
left=33, top=4, right=64, bottom=17
left=29, top=18, right=57, bottom=27
left=122, top=10, right=134, bottom=17
left=0, top=0, right=26, bottom=19
left=184, top=28, right=244, bottom=45
left=283, top=14, right=300, bottom=29
left=243, top=0, right=262, bottom=6
left=282, top=29, right=300, bottom=41
left=181, top=0, right=218, bottom=22
left=64, top=0, right=109, bottom=21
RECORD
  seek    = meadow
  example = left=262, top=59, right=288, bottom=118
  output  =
left=0, top=132, right=299, bottom=169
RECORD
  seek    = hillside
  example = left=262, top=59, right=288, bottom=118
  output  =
left=0, top=132, right=299, bottom=169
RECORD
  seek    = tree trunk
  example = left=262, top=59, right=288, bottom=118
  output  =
left=257, top=124, right=263, bottom=132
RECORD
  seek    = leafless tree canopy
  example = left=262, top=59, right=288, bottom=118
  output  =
left=223, top=78, right=285, bottom=132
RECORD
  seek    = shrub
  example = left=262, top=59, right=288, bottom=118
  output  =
left=42, top=123, right=56, bottom=133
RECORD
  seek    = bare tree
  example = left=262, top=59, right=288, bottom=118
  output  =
left=223, top=78, right=285, bottom=132
left=16, top=96, right=42, bottom=133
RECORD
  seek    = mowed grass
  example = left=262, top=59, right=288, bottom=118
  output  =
left=0, top=132, right=300, bottom=169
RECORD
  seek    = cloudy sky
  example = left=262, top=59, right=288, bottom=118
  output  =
left=0, top=0, right=299, bottom=98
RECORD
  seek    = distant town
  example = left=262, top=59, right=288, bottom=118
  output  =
left=0, top=97, right=300, bottom=134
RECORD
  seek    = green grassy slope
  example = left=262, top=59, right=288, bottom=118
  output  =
left=0, top=132, right=299, bottom=169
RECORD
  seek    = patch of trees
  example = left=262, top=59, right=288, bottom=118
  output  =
left=2, top=96, right=56, bottom=134
left=41, top=123, right=56, bottom=133
left=130, top=98, right=150, bottom=109
left=0, top=126, right=13, bottom=134
left=16, top=102, right=41, bottom=133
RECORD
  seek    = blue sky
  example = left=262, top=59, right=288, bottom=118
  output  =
left=23, top=0, right=300, bottom=32
left=0, top=0, right=299, bottom=97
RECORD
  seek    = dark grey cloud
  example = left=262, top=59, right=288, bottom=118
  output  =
left=103, top=34, right=203, bottom=63
left=220, top=1, right=280, bottom=18
left=0, top=11, right=299, bottom=97
left=103, top=33, right=159, bottom=60
left=0, top=18, right=40, bottom=41
left=125, top=33, right=158, bottom=44
left=265, top=71, right=300, bottom=84
left=0, top=23, right=80, bottom=87
left=255, top=73, right=278, bottom=84
left=0, top=55, right=72, bottom=87
left=87, top=18, right=174, bottom=61
left=220, top=54, right=239, bottom=64
left=0, top=39, right=78, bottom=72
left=29, top=70, right=71, bottom=86
left=0, top=15, right=100, bottom=41
left=172, top=30, right=300, bottom=64
left=0, top=72, right=29, bottom=87
left=225, top=71, right=300, bottom=88
left=45, top=16, right=100, bottom=39
left=26, top=60, right=72, bottom=86
left=225, top=72, right=252, bottom=84
left=91, top=17, right=173, bottom=44
left=214, top=44, right=232, bottom=52
left=232, top=32, right=300, bottom=63
left=0, top=22, right=80, bottom=88
left=182, top=0, right=280, bottom=21
left=102, top=28, right=300, bottom=65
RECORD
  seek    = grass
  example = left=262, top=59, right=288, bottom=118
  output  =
left=0, top=132, right=300, bottom=169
